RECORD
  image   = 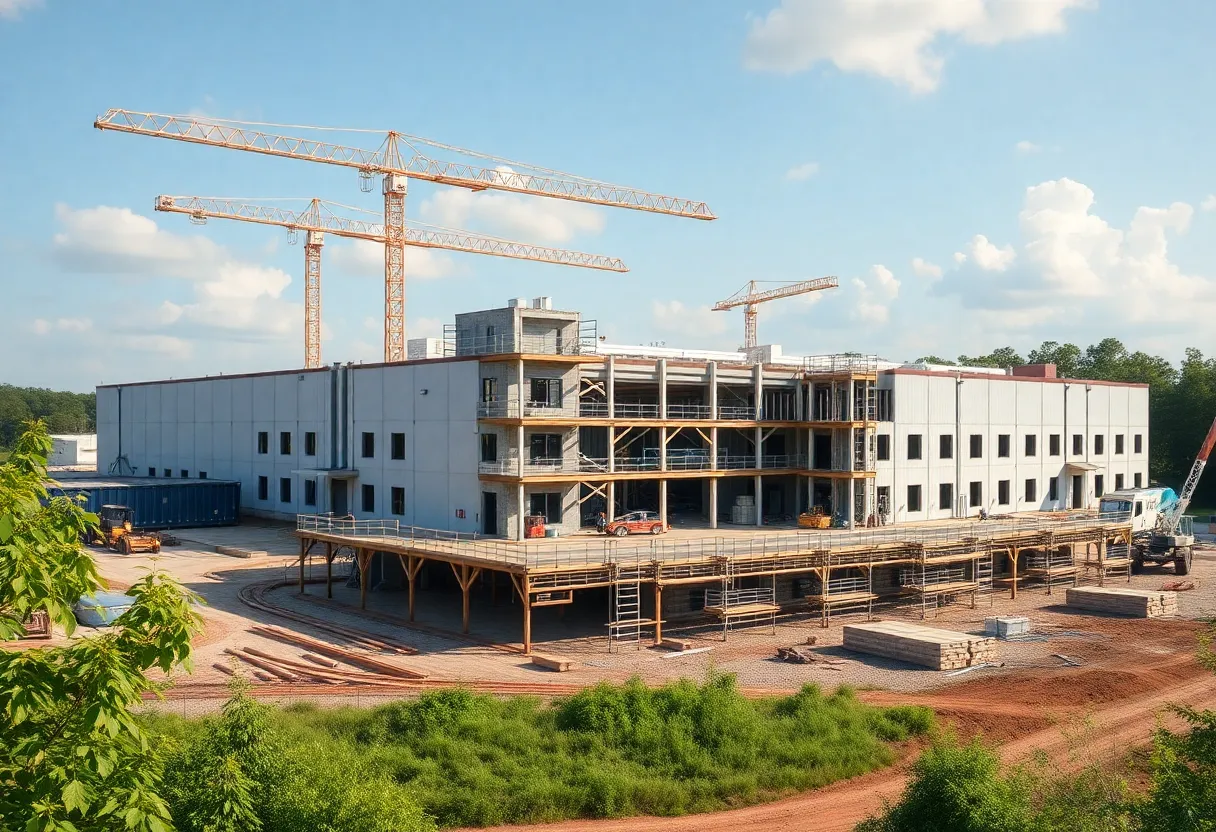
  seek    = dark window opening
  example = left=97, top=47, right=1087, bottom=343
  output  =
left=1134, top=472, right=1143, bottom=488
left=877, top=485, right=891, bottom=518
left=1072, top=434, right=1083, bottom=455
left=969, top=481, right=982, bottom=509
left=481, top=433, right=498, bottom=462
left=163, top=469, right=171, bottom=478
left=180, top=470, right=188, bottom=478
left=969, top=434, right=983, bottom=459
left=1115, top=473, right=1124, bottom=490
left=1025, top=434, right=1037, bottom=457
left=939, top=483, right=953, bottom=511
left=529, top=433, right=562, bottom=461
left=1094, top=434, right=1105, bottom=455
left=257, top=432, right=268, bottom=454
left=876, top=434, right=890, bottom=461
left=1025, top=478, right=1036, bottom=503
left=1049, top=434, right=1061, bottom=456
left=199, top=472, right=207, bottom=479
left=280, top=431, right=292, bottom=455
left=279, top=478, right=291, bottom=502
left=257, top=476, right=268, bottom=501
left=998, top=435, right=1010, bottom=458
left=1115, top=434, right=1124, bottom=454
left=361, top=484, right=375, bottom=513
left=529, top=378, right=563, bottom=407
left=907, top=484, right=922, bottom=513
left=1134, top=434, right=1143, bottom=454
left=939, top=434, right=953, bottom=460
left=998, top=480, right=1010, bottom=505
left=391, top=487, right=405, bottom=516
left=304, top=431, right=317, bottom=456
left=1095, top=474, right=1104, bottom=498
left=304, top=480, right=317, bottom=507
left=391, top=432, right=406, bottom=461
left=481, top=377, right=498, bottom=403
left=148, top=468, right=155, bottom=477
left=361, top=432, right=375, bottom=458
left=529, top=492, right=563, bottom=523
left=876, top=389, right=893, bottom=421
left=1049, top=477, right=1059, bottom=501
left=907, top=434, right=922, bottom=461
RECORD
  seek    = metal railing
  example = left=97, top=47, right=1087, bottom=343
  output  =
left=478, top=398, right=576, bottom=419
left=296, top=510, right=1133, bottom=571
left=703, top=587, right=775, bottom=608
left=802, top=354, right=880, bottom=376
left=444, top=331, right=596, bottom=357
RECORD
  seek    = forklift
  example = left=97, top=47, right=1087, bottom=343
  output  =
left=93, top=505, right=162, bottom=555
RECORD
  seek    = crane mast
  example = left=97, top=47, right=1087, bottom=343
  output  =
left=155, top=195, right=628, bottom=369
left=98, top=109, right=714, bottom=362
left=713, top=277, right=839, bottom=350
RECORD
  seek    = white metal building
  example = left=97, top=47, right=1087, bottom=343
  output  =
left=95, top=299, right=1148, bottom=538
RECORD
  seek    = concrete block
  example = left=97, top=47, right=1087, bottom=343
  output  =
left=985, top=616, right=1031, bottom=638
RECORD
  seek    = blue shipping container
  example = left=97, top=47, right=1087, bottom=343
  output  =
left=47, top=478, right=241, bottom=529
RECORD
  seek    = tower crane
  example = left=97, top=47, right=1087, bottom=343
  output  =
left=96, top=110, right=716, bottom=362
left=155, top=195, right=627, bottom=369
left=712, top=277, right=839, bottom=351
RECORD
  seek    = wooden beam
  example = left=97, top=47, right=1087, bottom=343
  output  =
left=522, top=574, right=533, bottom=655
left=298, top=537, right=307, bottom=593
left=654, top=583, right=664, bottom=644
left=450, top=562, right=482, bottom=634
left=358, top=548, right=370, bottom=609
left=325, top=542, right=334, bottom=599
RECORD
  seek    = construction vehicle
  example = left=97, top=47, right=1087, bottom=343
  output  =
left=94, top=505, right=161, bottom=555
left=1101, top=414, right=1216, bottom=576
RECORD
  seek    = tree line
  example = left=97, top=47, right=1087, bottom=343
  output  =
left=917, top=337, right=1216, bottom=507
left=0, top=384, right=96, bottom=447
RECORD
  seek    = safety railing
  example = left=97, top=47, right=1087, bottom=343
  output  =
left=717, top=405, right=756, bottom=421
left=478, top=399, right=577, bottom=419
left=444, top=331, right=596, bottom=357
left=296, top=510, right=1134, bottom=571
left=802, top=354, right=880, bottom=376
left=703, top=587, right=775, bottom=608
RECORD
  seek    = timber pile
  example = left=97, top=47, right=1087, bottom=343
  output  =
left=1065, top=587, right=1178, bottom=618
left=843, top=621, right=998, bottom=671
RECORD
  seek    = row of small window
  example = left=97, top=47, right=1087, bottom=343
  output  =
left=876, top=431, right=1143, bottom=462
left=254, top=431, right=406, bottom=460
left=146, top=469, right=207, bottom=478
left=255, top=478, right=406, bottom=515
left=900, top=472, right=1142, bottom=512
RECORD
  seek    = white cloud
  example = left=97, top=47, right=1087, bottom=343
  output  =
left=0, top=0, right=40, bottom=20
left=650, top=300, right=729, bottom=340
left=1015, top=140, right=1042, bottom=154
left=911, top=257, right=943, bottom=279
left=31, top=318, right=50, bottom=335
left=116, top=334, right=193, bottom=361
left=420, top=175, right=605, bottom=244
left=785, top=161, right=820, bottom=181
left=1202, top=194, right=1216, bottom=211
left=30, top=317, right=93, bottom=335
left=851, top=264, right=900, bottom=325
left=742, top=0, right=1094, bottom=93
left=936, top=178, right=1216, bottom=339
left=966, top=234, right=1016, bottom=271
left=329, top=239, right=459, bottom=280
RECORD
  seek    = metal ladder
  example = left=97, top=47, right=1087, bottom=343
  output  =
left=608, top=556, right=644, bottom=651
left=975, top=548, right=994, bottom=601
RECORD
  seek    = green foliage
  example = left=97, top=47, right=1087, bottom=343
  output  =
left=1137, top=704, right=1216, bottom=830
left=956, top=347, right=1026, bottom=369
left=0, top=420, right=203, bottom=831
left=156, top=674, right=931, bottom=829
left=0, top=386, right=95, bottom=448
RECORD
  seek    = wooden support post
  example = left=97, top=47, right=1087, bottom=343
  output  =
left=654, top=583, right=664, bottom=645
left=450, top=562, right=482, bottom=634
left=522, top=575, right=532, bottom=655
left=1010, top=546, right=1019, bottom=600
left=404, top=555, right=424, bottom=622
left=358, top=549, right=369, bottom=609
left=326, top=543, right=334, bottom=599
left=298, top=537, right=306, bottom=593
left=1098, top=538, right=1107, bottom=586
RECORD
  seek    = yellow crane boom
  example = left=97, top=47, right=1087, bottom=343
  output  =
left=713, top=277, right=839, bottom=350
left=155, top=195, right=628, bottom=369
left=96, top=110, right=715, bottom=363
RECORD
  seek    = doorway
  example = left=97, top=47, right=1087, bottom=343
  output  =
left=331, top=480, right=348, bottom=516
left=1071, top=475, right=1084, bottom=509
left=482, top=492, right=498, bottom=535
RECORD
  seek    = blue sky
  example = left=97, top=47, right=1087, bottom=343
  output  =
left=2, top=0, right=1215, bottom=391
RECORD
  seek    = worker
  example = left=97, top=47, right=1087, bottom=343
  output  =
left=595, top=511, right=607, bottom=534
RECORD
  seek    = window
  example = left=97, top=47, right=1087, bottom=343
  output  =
left=481, top=377, right=498, bottom=403
left=969, top=434, right=983, bottom=459
left=876, top=389, right=893, bottom=421
left=485, top=324, right=496, bottom=339
left=1095, top=474, right=1105, bottom=498
left=163, top=469, right=171, bottom=478
left=939, top=434, right=953, bottom=460
left=1115, top=434, right=1124, bottom=455
left=1072, top=434, right=1083, bottom=455
left=877, top=485, right=891, bottom=517
left=529, top=377, right=562, bottom=407
left=1115, top=473, right=1124, bottom=490
left=180, top=469, right=188, bottom=478
left=280, top=431, right=292, bottom=455
left=907, top=434, right=922, bottom=461
left=1025, top=434, right=1037, bottom=457
left=1134, top=472, right=1143, bottom=488
left=529, top=492, right=562, bottom=523
left=1025, top=478, right=1037, bottom=503
left=361, top=432, right=375, bottom=458
left=1094, top=434, right=1104, bottom=455
left=998, top=480, right=1010, bottom=505
left=304, top=431, right=317, bottom=456
left=147, top=468, right=155, bottom=477
left=939, top=483, right=953, bottom=511
left=1049, top=477, right=1059, bottom=501
left=907, top=484, right=922, bottom=513
left=361, top=484, right=375, bottom=513
left=1134, top=434, right=1143, bottom=454
left=199, top=472, right=207, bottom=479
left=969, top=481, right=982, bottom=509
left=391, top=486, right=405, bottom=516
left=877, top=434, right=891, bottom=461
left=279, top=478, right=292, bottom=503
left=998, top=435, right=1010, bottom=458
left=1049, top=434, right=1061, bottom=456
left=257, top=476, right=268, bottom=501
left=481, top=433, right=498, bottom=462
left=304, top=480, right=317, bottom=507
left=529, top=433, right=562, bottom=461
left=391, top=432, right=406, bottom=461
left=257, top=431, right=268, bottom=454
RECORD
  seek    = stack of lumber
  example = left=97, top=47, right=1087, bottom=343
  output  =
left=1065, top=587, right=1178, bottom=618
left=843, top=621, right=998, bottom=670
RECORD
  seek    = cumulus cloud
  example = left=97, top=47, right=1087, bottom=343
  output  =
left=785, top=161, right=820, bottom=181
left=851, top=264, right=900, bottom=325
left=650, top=300, right=729, bottom=340
left=0, top=0, right=40, bottom=20
left=936, top=178, right=1216, bottom=337
left=743, top=0, right=1094, bottom=93
left=328, top=239, right=459, bottom=279
left=1202, top=195, right=1216, bottom=211
left=31, top=317, right=93, bottom=335
left=420, top=174, right=605, bottom=244
left=1015, top=140, right=1042, bottom=154
left=911, top=257, right=943, bottom=279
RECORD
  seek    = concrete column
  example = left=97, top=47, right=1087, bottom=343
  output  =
left=710, top=426, right=719, bottom=471
left=708, top=361, right=718, bottom=419
left=753, top=363, right=763, bottom=420
left=606, top=354, right=616, bottom=418
left=660, top=426, right=667, bottom=472
left=755, top=473, right=763, bottom=526
left=659, top=478, right=668, bottom=528
left=607, top=480, right=616, bottom=521
left=658, top=358, right=668, bottom=419
left=608, top=426, right=616, bottom=473
left=795, top=378, right=805, bottom=421
left=848, top=477, right=856, bottom=528
left=516, top=424, right=525, bottom=477
left=517, top=358, right=525, bottom=413
left=755, top=425, right=763, bottom=469
left=709, top=477, right=718, bottom=529
left=516, top=483, right=525, bottom=541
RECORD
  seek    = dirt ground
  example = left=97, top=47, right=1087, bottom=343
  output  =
left=77, top=520, right=1216, bottom=828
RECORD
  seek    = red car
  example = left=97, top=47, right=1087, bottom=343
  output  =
left=604, top=510, right=665, bottom=536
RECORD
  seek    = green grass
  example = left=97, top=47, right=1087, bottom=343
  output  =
left=151, top=675, right=933, bottom=828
